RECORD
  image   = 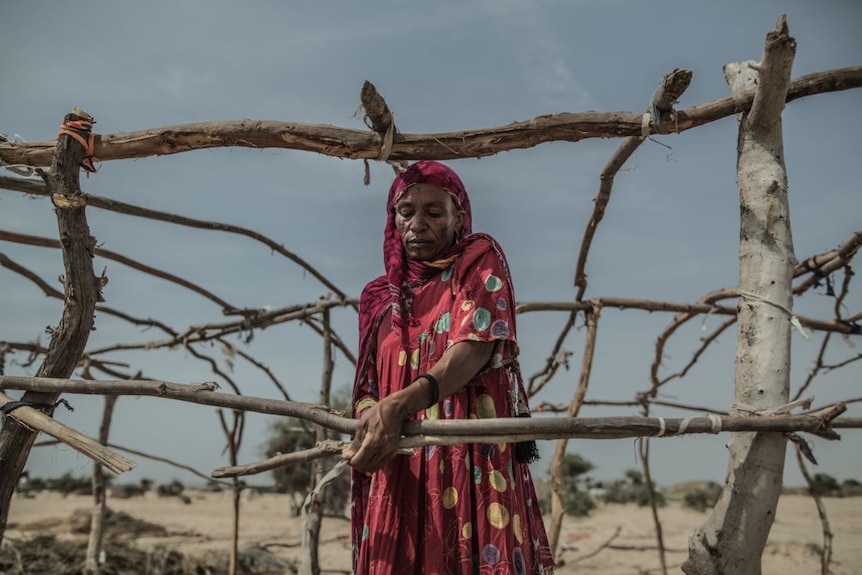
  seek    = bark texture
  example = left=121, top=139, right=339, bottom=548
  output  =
left=84, top=395, right=117, bottom=575
left=0, top=109, right=102, bottom=543
left=684, top=16, right=797, bottom=575
left=547, top=304, right=600, bottom=556
left=0, top=67, right=858, bottom=167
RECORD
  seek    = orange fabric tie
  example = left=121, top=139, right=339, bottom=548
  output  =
left=57, top=119, right=99, bottom=175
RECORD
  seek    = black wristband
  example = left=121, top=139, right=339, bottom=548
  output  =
left=415, top=374, right=439, bottom=409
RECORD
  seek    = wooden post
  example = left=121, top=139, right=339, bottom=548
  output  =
left=300, top=310, right=334, bottom=575
left=217, top=408, right=244, bottom=575
left=547, top=302, right=601, bottom=556
left=84, top=394, right=118, bottom=575
left=684, top=16, right=797, bottom=575
left=0, top=108, right=103, bottom=543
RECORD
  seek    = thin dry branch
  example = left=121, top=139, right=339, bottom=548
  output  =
left=548, top=303, right=601, bottom=554
left=0, top=251, right=312, bottom=404
left=83, top=297, right=355, bottom=357
left=223, top=340, right=295, bottom=401
left=821, top=353, right=862, bottom=371
left=185, top=344, right=242, bottom=395
left=95, top=440, right=232, bottom=486
left=35, top=435, right=235, bottom=485
left=517, top=296, right=855, bottom=334
left=639, top=438, right=668, bottom=575
left=574, top=68, right=692, bottom=299
left=647, top=236, right=861, bottom=394
left=526, top=312, right=577, bottom=396
left=0, top=229, right=242, bottom=314
left=539, top=64, right=688, bottom=401
left=539, top=71, right=694, bottom=404
left=1, top=67, right=859, bottom=167
left=301, top=315, right=357, bottom=366
left=794, top=265, right=857, bottom=401
left=568, top=526, right=622, bottom=564
left=85, top=391, right=116, bottom=575
left=655, top=317, right=737, bottom=387
left=1, top=251, right=180, bottom=336
left=0, top=176, right=353, bottom=307
left=794, top=445, right=834, bottom=575
left=794, top=229, right=862, bottom=294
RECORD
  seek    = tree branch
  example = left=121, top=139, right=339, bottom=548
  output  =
left=0, top=177, right=353, bottom=307
left=1, top=67, right=858, bottom=167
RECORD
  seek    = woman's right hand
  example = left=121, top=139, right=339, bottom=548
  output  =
left=342, top=396, right=408, bottom=473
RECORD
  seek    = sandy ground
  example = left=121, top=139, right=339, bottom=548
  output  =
left=6, top=490, right=862, bottom=574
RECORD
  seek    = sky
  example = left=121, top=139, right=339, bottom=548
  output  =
left=1, top=1, right=860, bottom=491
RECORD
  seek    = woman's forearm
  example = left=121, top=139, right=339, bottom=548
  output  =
left=387, top=340, right=495, bottom=417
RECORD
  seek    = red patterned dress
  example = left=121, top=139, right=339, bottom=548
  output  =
left=352, top=238, right=555, bottom=575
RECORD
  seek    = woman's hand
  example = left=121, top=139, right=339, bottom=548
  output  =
left=342, top=396, right=409, bottom=473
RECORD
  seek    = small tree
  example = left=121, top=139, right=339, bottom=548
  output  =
left=603, top=469, right=666, bottom=508
left=683, top=482, right=723, bottom=513
left=540, top=453, right=596, bottom=517
left=811, top=473, right=840, bottom=496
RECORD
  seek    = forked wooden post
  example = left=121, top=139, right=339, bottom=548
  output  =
left=0, top=108, right=104, bottom=544
left=684, top=15, right=797, bottom=574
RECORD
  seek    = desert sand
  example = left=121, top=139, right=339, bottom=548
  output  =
left=6, top=489, right=862, bottom=574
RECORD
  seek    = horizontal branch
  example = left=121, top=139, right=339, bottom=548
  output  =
left=0, top=177, right=354, bottom=308
left=517, top=297, right=859, bottom=335
left=213, top=404, right=852, bottom=478
left=84, top=296, right=355, bottom=356
left=2, top=376, right=856, bottom=478
left=0, top=229, right=241, bottom=314
left=1, top=67, right=859, bottom=167
left=0, top=376, right=354, bottom=433
left=0, top=391, right=135, bottom=475
left=1, top=251, right=180, bottom=337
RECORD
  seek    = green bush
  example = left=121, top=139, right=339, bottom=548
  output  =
left=39, top=472, right=110, bottom=495
left=811, top=473, right=840, bottom=496
left=537, top=487, right=596, bottom=517
left=157, top=479, right=185, bottom=498
left=602, top=469, right=666, bottom=508
left=682, top=482, right=722, bottom=512
left=536, top=453, right=597, bottom=517
left=564, top=490, right=596, bottom=517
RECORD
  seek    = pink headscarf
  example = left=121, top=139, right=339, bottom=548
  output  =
left=356, top=161, right=488, bottom=373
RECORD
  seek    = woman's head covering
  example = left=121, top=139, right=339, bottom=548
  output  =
left=383, top=160, right=472, bottom=295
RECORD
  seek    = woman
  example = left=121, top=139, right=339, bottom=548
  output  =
left=344, top=161, right=555, bottom=574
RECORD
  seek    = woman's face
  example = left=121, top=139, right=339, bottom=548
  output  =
left=395, top=184, right=465, bottom=261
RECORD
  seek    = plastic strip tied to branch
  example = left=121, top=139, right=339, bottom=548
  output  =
left=641, top=89, right=676, bottom=138
left=0, top=397, right=74, bottom=419
left=738, top=289, right=809, bottom=339
left=57, top=119, right=100, bottom=175
left=655, top=413, right=722, bottom=437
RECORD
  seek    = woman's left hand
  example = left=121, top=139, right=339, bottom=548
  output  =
left=342, top=397, right=408, bottom=473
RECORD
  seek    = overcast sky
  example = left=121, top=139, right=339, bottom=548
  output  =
left=1, top=1, right=860, bottom=490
